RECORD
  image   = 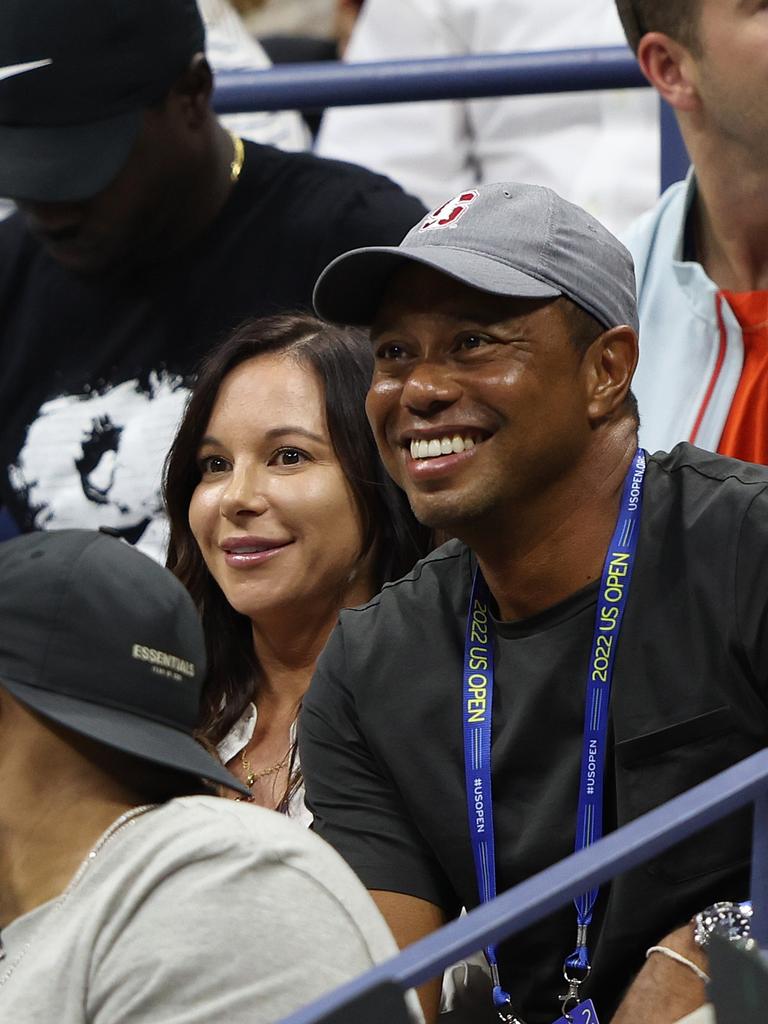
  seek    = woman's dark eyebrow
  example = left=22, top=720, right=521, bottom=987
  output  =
left=197, top=435, right=221, bottom=449
left=198, top=428, right=326, bottom=447
left=263, top=426, right=327, bottom=444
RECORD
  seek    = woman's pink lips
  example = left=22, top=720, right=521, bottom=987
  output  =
left=221, top=540, right=293, bottom=568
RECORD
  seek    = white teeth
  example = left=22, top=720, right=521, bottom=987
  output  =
left=410, top=439, right=434, bottom=459
left=409, top=434, right=480, bottom=460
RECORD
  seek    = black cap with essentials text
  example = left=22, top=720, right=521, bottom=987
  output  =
left=0, top=529, right=248, bottom=796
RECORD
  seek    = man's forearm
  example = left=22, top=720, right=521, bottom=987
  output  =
left=610, top=925, right=708, bottom=1024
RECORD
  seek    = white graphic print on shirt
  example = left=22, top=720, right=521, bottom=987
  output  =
left=8, top=371, right=189, bottom=561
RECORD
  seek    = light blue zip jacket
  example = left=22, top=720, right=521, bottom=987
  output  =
left=623, top=172, right=745, bottom=455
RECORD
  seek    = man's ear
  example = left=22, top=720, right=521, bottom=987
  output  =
left=170, top=53, right=214, bottom=131
left=636, top=31, right=700, bottom=113
left=585, top=325, right=638, bottom=423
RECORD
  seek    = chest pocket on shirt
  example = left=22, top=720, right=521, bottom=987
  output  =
left=615, top=706, right=757, bottom=884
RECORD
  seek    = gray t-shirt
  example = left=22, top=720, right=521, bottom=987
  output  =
left=0, top=796, right=418, bottom=1023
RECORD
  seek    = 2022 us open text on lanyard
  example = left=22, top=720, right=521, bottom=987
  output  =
left=462, top=449, right=646, bottom=1024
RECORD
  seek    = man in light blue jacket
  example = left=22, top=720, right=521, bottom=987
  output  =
left=617, top=0, right=768, bottom=464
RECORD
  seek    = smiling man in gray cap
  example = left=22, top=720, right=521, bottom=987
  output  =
left=301, top=182, right=768, bottom=1024
left=0, top=529, right=417, bottom=1024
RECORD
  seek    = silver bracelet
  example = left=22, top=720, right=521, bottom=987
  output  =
left=645, top=945, right=710, bottom=984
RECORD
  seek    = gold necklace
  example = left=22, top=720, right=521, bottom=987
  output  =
left=228, top=132, right=245, bottom=184
left=240, top=745, right=291, bottom=789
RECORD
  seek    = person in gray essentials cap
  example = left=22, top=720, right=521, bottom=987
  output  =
left=0, top=0, right=424, bottom=559
left=0, top=529, right=420, bottom=1024
left=301, top=182, right=768, bottom=1024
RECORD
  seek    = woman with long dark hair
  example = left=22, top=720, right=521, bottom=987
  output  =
left=164, top=313, right=430, bottom=816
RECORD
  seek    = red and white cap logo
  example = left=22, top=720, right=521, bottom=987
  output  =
left=418, top=190, right=479, bottom=232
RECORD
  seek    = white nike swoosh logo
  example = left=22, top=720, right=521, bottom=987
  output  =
left=0, top=59, right=53, bottom=83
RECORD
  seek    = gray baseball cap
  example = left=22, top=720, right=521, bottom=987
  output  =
left=313, top=182, right=639, bottom=333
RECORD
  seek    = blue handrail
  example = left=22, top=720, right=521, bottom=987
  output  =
left=212, top=46, right=646, bottom=112
left=280, top=748, right=768, bottom=1023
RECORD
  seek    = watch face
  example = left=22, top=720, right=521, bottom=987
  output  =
left=695, top=901, right=754, bottom=949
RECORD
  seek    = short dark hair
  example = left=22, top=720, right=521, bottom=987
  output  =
left=559, top=297, right=639, bottom=423
left=616, top=0, right=700, bottom=55
left=560, top=297, right=606, bottom=356
left=164, top=313, right=431, bottom=752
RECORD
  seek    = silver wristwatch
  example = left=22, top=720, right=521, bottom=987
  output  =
left=693, top=901, right=754, bottom=951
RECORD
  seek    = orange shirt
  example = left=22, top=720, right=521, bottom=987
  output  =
left=717, top=290, right=768, bottom=464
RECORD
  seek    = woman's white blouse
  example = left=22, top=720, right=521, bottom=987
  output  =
left=217, top=702, right=312, bottom=826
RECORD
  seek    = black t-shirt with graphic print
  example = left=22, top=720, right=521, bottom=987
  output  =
left=0, top=142, right=425, bottom=555
left=300, top=444, right=768, bottom=1024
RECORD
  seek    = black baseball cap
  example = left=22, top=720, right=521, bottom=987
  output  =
left=0, top=0, right=205, bottom=203
left=0, top=529, right=248, bottom=796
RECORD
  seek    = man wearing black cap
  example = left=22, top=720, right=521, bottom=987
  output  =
left=0, top=0, right=424, bottom=558
left=301, top=182, right=768, bottom=1024
left=0, top=529, right=419, bottom=1022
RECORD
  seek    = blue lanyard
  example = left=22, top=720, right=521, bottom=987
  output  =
left=462, top=450, right=646, bottom=1022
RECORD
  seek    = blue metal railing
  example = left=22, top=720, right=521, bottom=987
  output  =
left=212, top=45, right=689, bottom=190
left=213, top=46, right=646, bottom=111
left=280, top=750, right=768, bottom=1024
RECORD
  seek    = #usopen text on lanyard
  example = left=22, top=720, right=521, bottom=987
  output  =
left=462, top=450, right=646, bottom=1024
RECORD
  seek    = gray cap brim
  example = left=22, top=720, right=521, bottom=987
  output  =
left=313, top=244, right=562, bottom=327
left=0, top=109, right=142, bottom=202
left=3, top=676, right=249, bottom=796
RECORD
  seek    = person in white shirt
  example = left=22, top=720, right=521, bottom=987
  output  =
left=317, top=0, right=660, bottom=236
